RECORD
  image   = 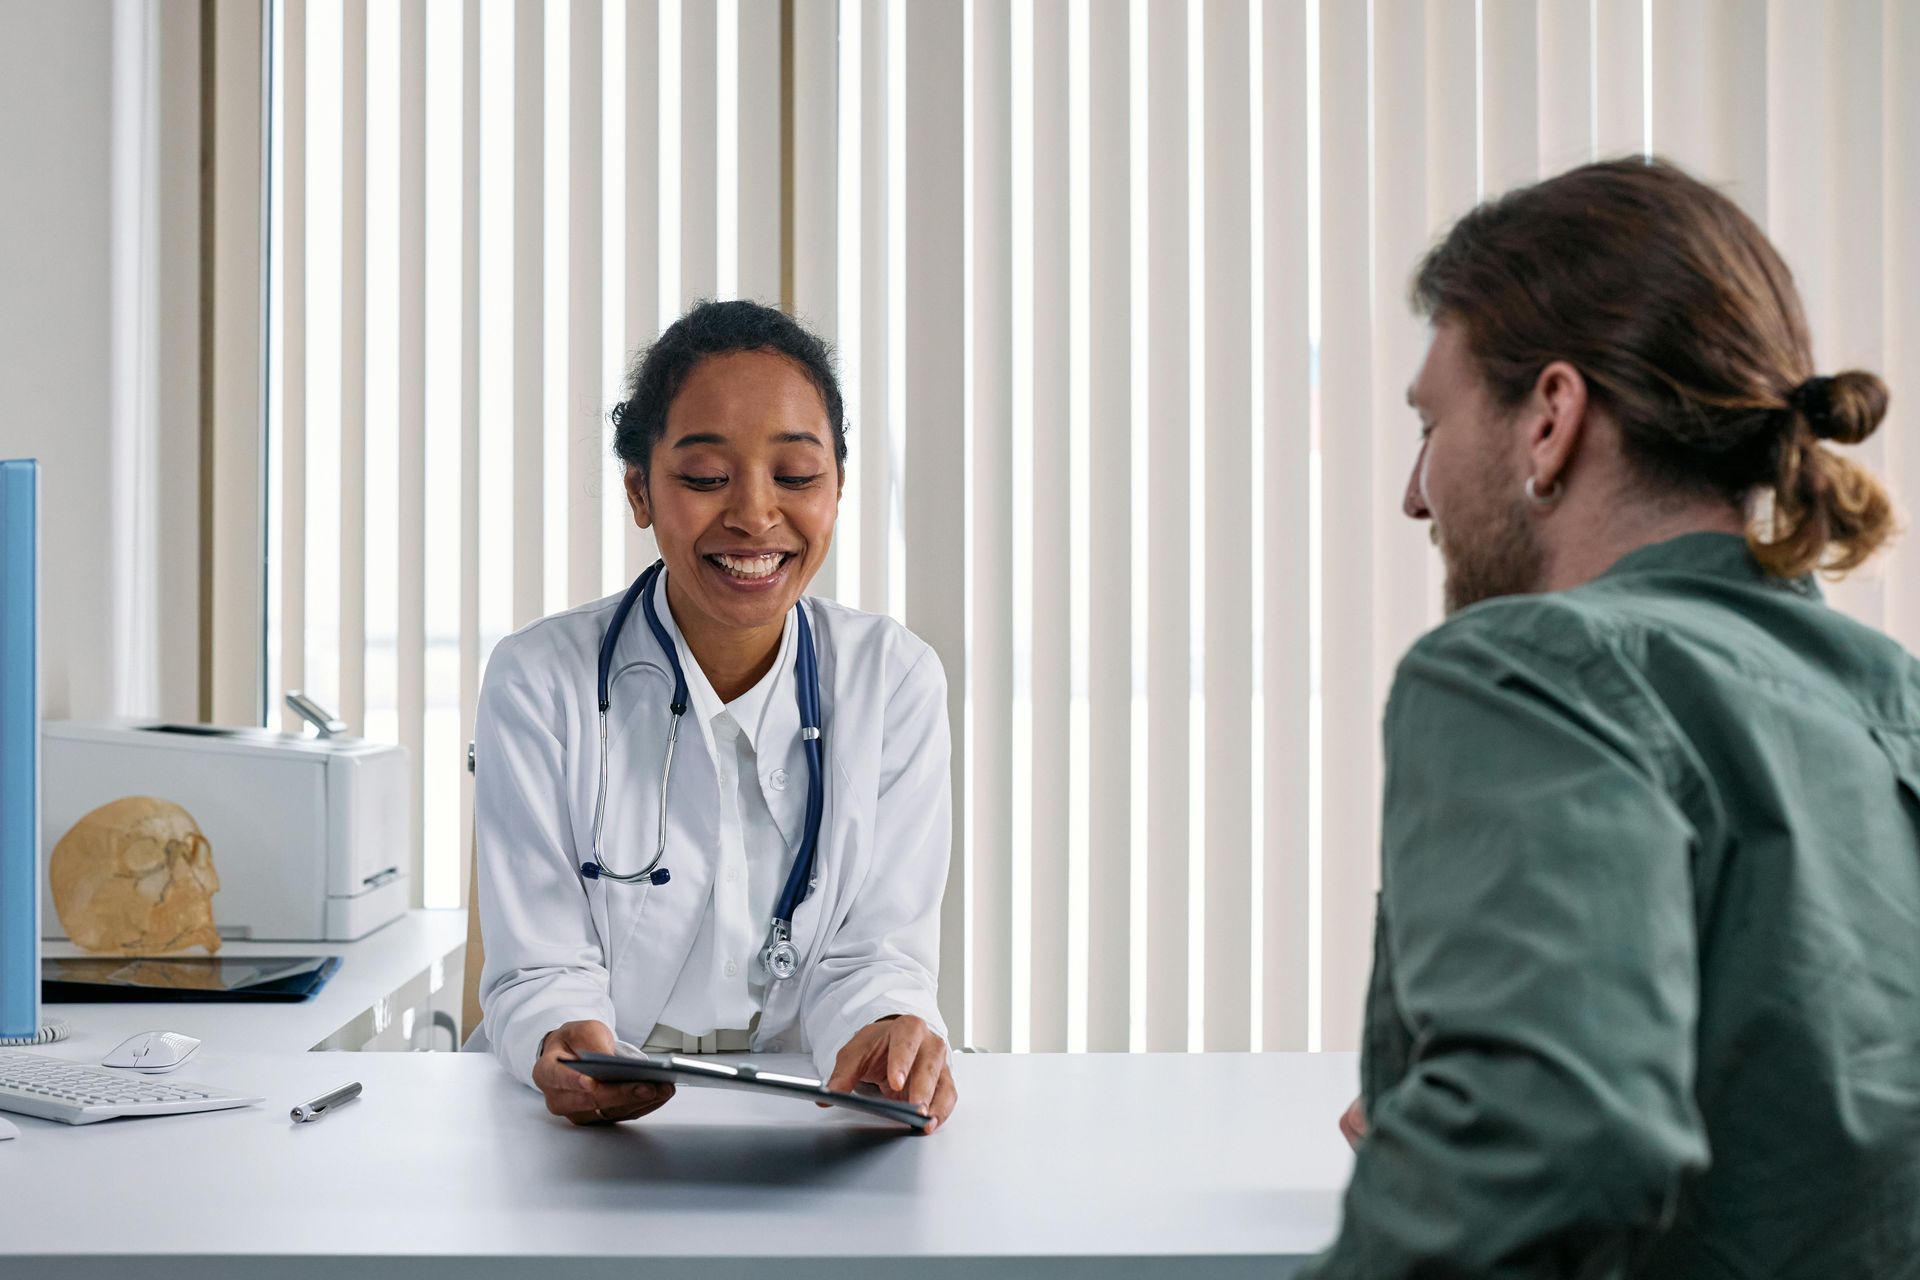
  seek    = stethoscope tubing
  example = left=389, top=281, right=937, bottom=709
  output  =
left=584, top=560, right=825, bottom=979
left=588, top=664, right=679, bottom=886
left=771, top=602, right=823, bottom=919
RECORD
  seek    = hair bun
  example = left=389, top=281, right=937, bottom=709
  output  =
left=1794, top=370, right=1888, bottom=445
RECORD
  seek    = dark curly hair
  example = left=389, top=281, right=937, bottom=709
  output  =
left=610, top=299, right=847, bottom=483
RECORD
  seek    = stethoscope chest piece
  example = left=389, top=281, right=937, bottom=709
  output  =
left=764, top=935, right=800, bottom=982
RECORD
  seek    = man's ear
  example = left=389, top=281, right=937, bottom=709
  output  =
left=1526, top=359, right=1588, bottom=496
left=624, top=464, right=653, bottom=530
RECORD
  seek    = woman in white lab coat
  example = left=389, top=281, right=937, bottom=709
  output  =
left=472, top=300, right=957, bottom=1131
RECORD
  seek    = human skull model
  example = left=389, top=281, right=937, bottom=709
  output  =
left=49, top=796, right=223, bottom=955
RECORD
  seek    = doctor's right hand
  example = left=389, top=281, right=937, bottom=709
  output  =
left=533, top=1019, right=676, bottom=1126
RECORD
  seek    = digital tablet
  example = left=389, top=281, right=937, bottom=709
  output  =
left=562, top=1050, right=932, bottom=1131
left=42, top=954, right=342, bottom=1002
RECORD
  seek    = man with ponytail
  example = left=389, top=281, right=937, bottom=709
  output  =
left=1303, top=158, right=1919, bottom=1278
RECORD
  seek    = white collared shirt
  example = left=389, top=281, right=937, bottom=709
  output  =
left=654, top=603, right=800, bottom=1035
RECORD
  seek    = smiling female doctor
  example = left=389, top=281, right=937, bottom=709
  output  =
left=472, top=300, right=956, bottom=1132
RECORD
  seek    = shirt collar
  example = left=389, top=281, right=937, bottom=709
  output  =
left=649, top=567, right=798, bottom=752
left=1596, top=531, right=1822, bottom=600
left=722, top=613, right=797, bottom=752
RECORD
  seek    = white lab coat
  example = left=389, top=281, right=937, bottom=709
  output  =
left=470, top=582, right=952, bottom=1088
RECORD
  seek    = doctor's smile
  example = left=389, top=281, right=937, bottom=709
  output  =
left=704, top=551, right=797, bottom=584
left=473, top=299, right=958, bottom=1135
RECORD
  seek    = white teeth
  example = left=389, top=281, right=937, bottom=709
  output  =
left=712, top=552, right=786, bottom=580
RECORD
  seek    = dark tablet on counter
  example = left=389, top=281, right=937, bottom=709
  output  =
left=42, top=954, right=342, bottom=1002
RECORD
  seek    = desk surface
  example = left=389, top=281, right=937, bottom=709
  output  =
left=2, top=1047, right=1356, bottom=1278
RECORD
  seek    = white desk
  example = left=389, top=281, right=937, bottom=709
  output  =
left=2, top=1047, right=1355, bottom=1276
left=9, top=913, right=1357, bottom=1276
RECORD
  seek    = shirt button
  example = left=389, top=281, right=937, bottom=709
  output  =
left=726, top=868, right=739, bottom=884
left=769, top=768, right=788, bottom=790
left=724, top=960, right=739, bottom=978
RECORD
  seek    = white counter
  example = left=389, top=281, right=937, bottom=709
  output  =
left=1, top=1046, right=1355, bottom=1277
left=41, top=908, right=469, bottom=1052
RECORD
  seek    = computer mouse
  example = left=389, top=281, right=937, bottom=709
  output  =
left=103, top=1030, right=201, bottom=1072
left=0, top=1114, right=17, bottom=1140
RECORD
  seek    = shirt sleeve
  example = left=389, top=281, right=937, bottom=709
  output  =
left=473, top=633, right=617, bottom=1089
left=1302, top=614, right=1711, bottom=1277
left=801, top=646, right=952, bottom=1079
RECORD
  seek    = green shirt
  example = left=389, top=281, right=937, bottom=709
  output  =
left=1302, top=533, right=1920, bottom=1278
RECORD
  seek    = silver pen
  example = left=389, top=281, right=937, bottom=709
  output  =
left=291, top=1080, right=363, bottom=1123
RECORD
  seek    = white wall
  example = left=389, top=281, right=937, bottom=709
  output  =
left=0, top=0, right=200, bottom=723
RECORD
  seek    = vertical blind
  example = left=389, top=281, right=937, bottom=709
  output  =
left=260, top=0, right=1920, bottom=1054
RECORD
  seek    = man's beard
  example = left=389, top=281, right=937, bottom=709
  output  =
left=1436, top=483, right=1545, bottom=614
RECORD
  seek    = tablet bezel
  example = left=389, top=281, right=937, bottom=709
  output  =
left=562, top=1050, right=933, bottom=1131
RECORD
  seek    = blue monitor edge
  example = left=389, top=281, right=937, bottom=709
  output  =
left=0, top=459, right=40, bottom=1040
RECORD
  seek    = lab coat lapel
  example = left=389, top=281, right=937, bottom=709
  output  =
left=597, top=597, right=725, bottom=1037
left=782, top=605, right=869, bottom=981
left=609, top=723, right=721, bottom=1037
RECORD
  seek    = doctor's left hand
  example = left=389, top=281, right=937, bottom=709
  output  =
left=824, top=1015, right=958, bottom=1134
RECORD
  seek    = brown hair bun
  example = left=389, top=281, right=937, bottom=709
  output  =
left=1811, top=369, right=1890, bottom=446
left=1763, top=368, right=1895, bottom=576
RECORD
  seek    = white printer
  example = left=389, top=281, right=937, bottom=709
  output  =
left=40, top=719, right=410, bottom=942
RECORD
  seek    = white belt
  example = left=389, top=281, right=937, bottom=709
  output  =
left=643, top=1021, right=755, bottom=1054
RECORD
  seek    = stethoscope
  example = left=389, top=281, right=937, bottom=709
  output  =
left=584, top=559, right=825, bottom=983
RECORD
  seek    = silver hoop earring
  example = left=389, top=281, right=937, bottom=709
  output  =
left=1525, top=475, right=1562, bottom=506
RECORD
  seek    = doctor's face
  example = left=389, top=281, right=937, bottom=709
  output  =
left=625, top=349, right=842, bottom=637
left=1403, top=319, right=1543, bottom=613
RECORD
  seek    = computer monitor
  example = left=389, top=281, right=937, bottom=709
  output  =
left=0, top=459, right=40, bottom=1040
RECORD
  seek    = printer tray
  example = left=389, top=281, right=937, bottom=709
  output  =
left=42, top=954, right=342, bottom=1002
left=564, top=1050, right=932, bottom=1131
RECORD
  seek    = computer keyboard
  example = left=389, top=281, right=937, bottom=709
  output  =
left=0, top=1048, right=261, bottom=1125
